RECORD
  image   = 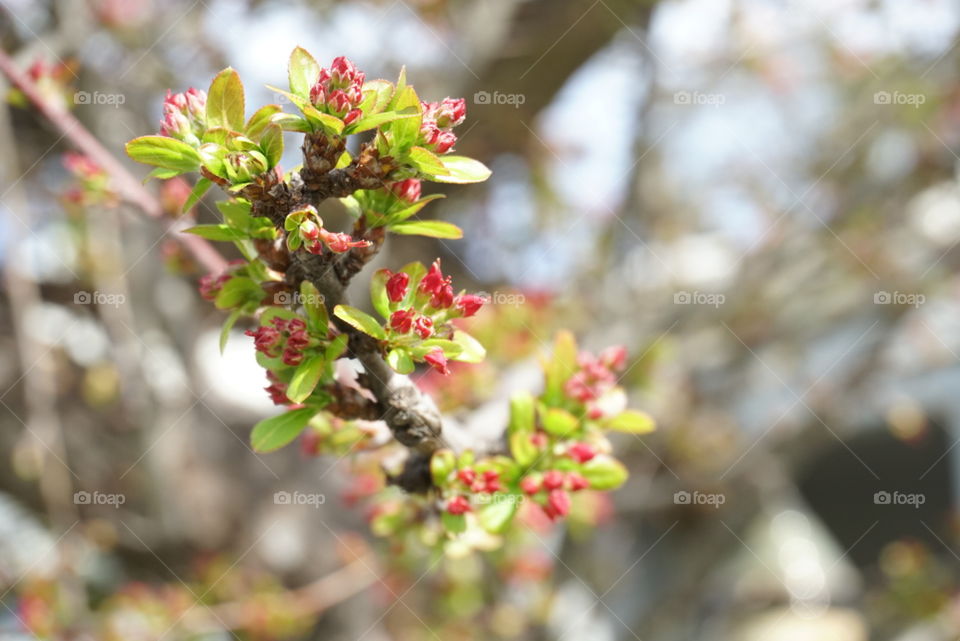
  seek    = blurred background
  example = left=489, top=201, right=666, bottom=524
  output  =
left=2, top=0, right=960, bottom=639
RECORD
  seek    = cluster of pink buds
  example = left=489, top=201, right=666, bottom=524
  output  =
left=419, top=260, right=485, bottom=317
left=456, top=468, right=503, bottom=494
left=197, top=260, right=245, bottom=301
left=245, top=317, right=312, bottom=366
left=264, top=371, right=290, bottom=405
left=309, top=56, right=365, bottom=126
left=419, top=98, right=466, bottom=154
left=520, top=469, right=589, bottom=521
left=286, top=205, right=371, bottom=255
left=389, top=178, right=421, bottom=203
left=445, top=495, right=471, bottom=515
left=159, top=88, right=206, bottom=145
left=564, top=346, right=627, bottom=419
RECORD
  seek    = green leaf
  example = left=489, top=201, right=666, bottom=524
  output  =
left=271, top=112, right=312, bottom=133
left=370, top=269, right=392, bottom=319
left=509, top=432, right=538, bottom=467
left=544, top=331, right=578, bottom=406
left=325, top=334, right=348, bottom=360
left=182, top=177, right=212, bottom=213
left=441, top=511, right=467, bottom=534
left=386, top=348, right=414, bottom=374
left=287, top=355, right=327, bottom=403
left=145, top=167, right=181, bottom=181
left=407, top=146, right=447, bottom=176
left=450, top=330, right=486, bottom=363
left=250, top=407, right=316, bottom=453
left=479, top=499, right=519, bottom=534
left=432, top=156, right=492, bottom=184
left=288, top=46, right=320, bottom=98
left=580, top=455, right=629, bottom=490
left=217, top=199, right=252, bottom=228
left=412, top=340, right=462, bottom=359
left=300, top=281, right=328, bottom=333
left=207, top=68, right=245, bottom=132
left=245, top=104, right=282, bottom=140
left=259, top=124, right=283, bottom=169
left=184, top=224, right=249, bottom=241
left=219, top=308, right=243, bottom=354
left=543, top=408, right=579, bottom=437
left=384, top=194, right=445, bottom=224
left=359, top=79, right=395, bottom=115
left=126, top=136, right=201, bottom=172
left=509, top=392, right=535, bottom=434
left=214, top=277, right=264, bottom=310
left=387, top=220, right=463, bottom=239
left=333, top=305, right=386, bottom=340
left=430, top=449, right=455, bottom=486
left=347, top=109, right=416, bottom=134
left=605, top=410, right=655, bottom=434
left=387, top=85, right=421, bottom=151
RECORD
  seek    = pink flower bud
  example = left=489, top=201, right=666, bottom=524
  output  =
left=567, top=473, right=590, bottom=492
left=199, top=273, right=230, bottom=301
left=457, top=468, right=476, bottom=485
left=300, top=220, right=321, bottom=241
left=309, top=83, right=326, bottom=107
left=386, top=272, right=409, bottom=302
left=446, top=495, right=471, bottom=515
left=319, top=230, right=371, bottom=253
left=482, top=470, right=502, bottom=493
left=419, top=260, right=447, bottom=295
left=430, top=284, right=454, bottom=310
left=245, top=326, right=282, bottom=356
left=567, top=442, right=596, bottom=464
left=414, top=315, right=434, bottom=339
left=282, top=348, right=304, bottom=366
left=286, top=329, right=310, bottom=351
left=424, top=348, right=450, bottom=376
left=326, top=89, right=351, bottom=116
left=265, top=382, right=289, bottom=405
left=390, top=309, right=416, bottom=334
left=343, top=108, right=362, bottom=126
left=455, top=294, right=485, bottom=317
left=600, top=345, right=628, bottom=371
left=287, top=318, right=307, bottom=332
left=433, top=130, right=457, bottom=154
left=542, top=470, right=564, bottom=491
left=389, top=178, right=421, bottom=203
left=520, top=476, right=541, bottom=495
left=435, top=98, right=466, bottom=128
left=545, top=489, right=571, bottom=520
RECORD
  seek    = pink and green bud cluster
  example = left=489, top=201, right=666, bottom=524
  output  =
left=284, top=205, right=371, bottom=255
left=564, top=346, right=628, bottom=419
left=246, top=316, right=312, bottom=367
left=159, top=88, right=206, bottom=145
left=309, top=56, right=365, bottom=125
left=419, top=98, right=466, bottom=154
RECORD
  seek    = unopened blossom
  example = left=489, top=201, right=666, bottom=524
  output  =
left=246, top=325, right=282, bottom=356
left=520, top=476, right=541, bottom=495
left=390, top=309, right=416, bottom=334
left=309, top=56, right=365, bottom=122
left=424, top=348, right=450, bottom=375
left=198, top=272, right=231, bottom=301
left=159, top=88, right=206, bottom=145
left=390, top=178, right=421, bottom=203
left=481, top=470, right=502, bottom=493
left=457, top=468, right=477, bottom=485
left=419, top=98, right=466, bottom=155
left=455, top=294, right=485, bottom=318
left=544, top=489, right=571, bottom=520
left=567, top=472, right=590, bottom=492
left=282, top=347, right=304, bottom=367
left=386, top=272, right=409, bottom=302
left=542, top=470, right=564, bottom=491
left=418, top=260, right=454, bottom=309
left=264, top=371, right=290, bottom=405
left=319, top=229, right=371, bottom=253
left=446, top=495, right=471, bottom=515
left=413, top=315, right=433, bottom=339
left=567, top=442, right=596, bottom=463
